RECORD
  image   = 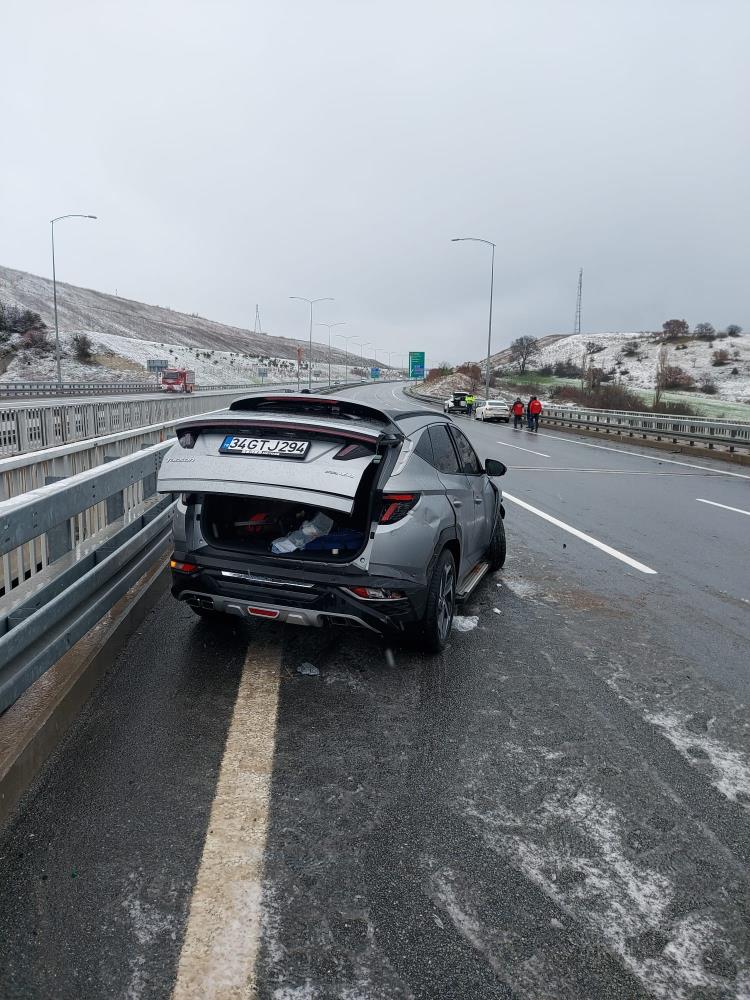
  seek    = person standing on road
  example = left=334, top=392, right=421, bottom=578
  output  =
left=511, top=397, right=524, bottom=429
left=465, top=393, right=475, bottom=417
left=528, top=396, right=543, bottom=432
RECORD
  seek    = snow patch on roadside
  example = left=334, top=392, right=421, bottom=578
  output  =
left=452, top=615, right=479, bottom=632
left=646, top=710, right=750, bottom=805
left=462, top=784, right=738, bottom=999
left=501, top=575, right=539, bottom=599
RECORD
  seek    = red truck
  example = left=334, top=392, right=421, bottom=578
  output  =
left=160, top=368, right=196, bottom=393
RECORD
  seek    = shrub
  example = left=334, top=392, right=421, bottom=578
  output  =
left=20, top=327, right=52, bottom=351
left=553, top=358, right=582, bottom=377
left=662, top=365, right=695, bottom=389
left=675, top=343, right=688, bottom=350
left=712, top=349, right=731, bottom=366
left=585, top=340, right=605, bottom=354
left=731, top=367, right=739, bottom=375
left=699, top=378, right=718, bottom=394
left=72, top=333, right=94, bottom=362
left=621, top=340, right=641, bottom=358
left=536, top=364, right=554, bottom=376
left=726, top=324, right=742, bottom=337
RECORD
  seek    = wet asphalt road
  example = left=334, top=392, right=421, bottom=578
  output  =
left=0, top=382, right=748, bottom=1000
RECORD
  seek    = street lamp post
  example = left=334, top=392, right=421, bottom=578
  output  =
left=290, top=296, right=334, bottom=390
left=354, top=341, right=373, bottom=379
left=451, top=237, right=495, bottom=400
left=317, top=321, right=345, bottom=385
left=51, top=214, right=97, bottom=384
left=336, top=333, right=357, bottom=384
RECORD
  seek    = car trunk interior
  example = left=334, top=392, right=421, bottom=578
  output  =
left=200, top=461, right=379, bottom=562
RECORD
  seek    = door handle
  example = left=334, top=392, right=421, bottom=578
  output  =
left=474, top=498, right=483, bottom=505
left=451, top=499, right=463, bottom=507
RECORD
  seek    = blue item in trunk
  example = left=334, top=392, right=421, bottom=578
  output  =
left=304, top=528, right=364, bottom=552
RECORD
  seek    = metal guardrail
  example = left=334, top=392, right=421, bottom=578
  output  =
left=0, top=443, right=174, bottom=713
left=405, top=386, right=750, bottom=453
left=541, top=406, right=750, bottom=451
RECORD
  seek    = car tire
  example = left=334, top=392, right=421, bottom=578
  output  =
left=419, top=549, right=456, bottom=653
left=487, top=515, right=507, bottom=571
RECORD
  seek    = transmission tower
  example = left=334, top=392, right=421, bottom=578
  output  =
left=574, top=268, right=583, bottom=336
left=253, top=304, right=262, bottom=334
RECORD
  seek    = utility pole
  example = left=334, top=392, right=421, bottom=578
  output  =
left=574, top=268, right=583, bottom=337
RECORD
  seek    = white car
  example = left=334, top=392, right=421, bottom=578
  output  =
left=475, top=399, right=510, bottom=423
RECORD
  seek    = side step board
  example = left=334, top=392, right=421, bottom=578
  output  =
left=456, top=561, right=490, bottom=600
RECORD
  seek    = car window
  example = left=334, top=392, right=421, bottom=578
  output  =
left=428, top=424, right=462, bottom=474
left=414, top=429, right=434, bottom=465
left=449, top=427, right=483, bottom=475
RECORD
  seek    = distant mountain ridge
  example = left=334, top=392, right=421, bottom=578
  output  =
left=0, top=264, right=368, bottom=365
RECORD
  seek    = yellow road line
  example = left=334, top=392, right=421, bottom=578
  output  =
left=172, top=642, right=281, bottom=1000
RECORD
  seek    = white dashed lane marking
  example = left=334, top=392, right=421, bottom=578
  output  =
left=696, top=498, right=750, bottom=517
left=495, top=440, right=551, bottom=458
left=503, top=491, right=658, bottom=575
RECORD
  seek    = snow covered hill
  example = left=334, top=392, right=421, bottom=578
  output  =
left=0, top=264, right=386, bottom=384
left=494, top=332, right=750, bottom=404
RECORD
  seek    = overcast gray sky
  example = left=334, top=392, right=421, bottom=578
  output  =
left=2, top=0, right=748, bottom=365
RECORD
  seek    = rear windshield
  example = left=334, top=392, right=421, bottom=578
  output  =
left=487, top=400, right=506, bottom=405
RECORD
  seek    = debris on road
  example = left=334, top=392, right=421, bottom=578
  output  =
left=297, top=662, right=320, bottom=677
left=452, top=615, right=479, bottom=632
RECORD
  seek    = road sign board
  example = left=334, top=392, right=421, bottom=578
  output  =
left=147, top=359, right=168, bottom=372
left=370, top=367, right=380, bottom=380
left=408, top=351, right=425, bottom=379
left=257, top=367, right=268, bottom=377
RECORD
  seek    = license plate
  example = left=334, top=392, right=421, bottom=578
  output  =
left=219, top=435, right=310, bottom=458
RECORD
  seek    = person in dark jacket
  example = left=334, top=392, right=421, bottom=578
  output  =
left=511, top=398, right=524, bottom=430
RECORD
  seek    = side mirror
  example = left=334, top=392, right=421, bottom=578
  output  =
left=485, top=458, right=507, bottom=477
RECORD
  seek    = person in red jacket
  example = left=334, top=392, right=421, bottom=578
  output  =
left=527, top=396, right=543, bottom=432
left=511, top=397, right=524, bottom=429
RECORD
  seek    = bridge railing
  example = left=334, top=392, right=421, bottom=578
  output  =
left=0, top=380, right=348, bottom=458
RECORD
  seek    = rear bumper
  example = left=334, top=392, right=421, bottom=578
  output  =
left=171, top=563, right=428, bottom=635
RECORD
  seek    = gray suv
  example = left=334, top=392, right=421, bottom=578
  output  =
left=158, top=395, right=507, bottom=652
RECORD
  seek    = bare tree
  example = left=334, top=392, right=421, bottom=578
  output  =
left=509, top=335, right=539, bottom=374
left=726, top=324, right=743, bottom=337
left=654, top=344, right=669, bottom=406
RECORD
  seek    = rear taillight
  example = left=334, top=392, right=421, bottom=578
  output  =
left=170, top=559, right=199, bottom=573
left=345, top=587, right=407, bottom=601
left=379, top=493, right=420, bottom=524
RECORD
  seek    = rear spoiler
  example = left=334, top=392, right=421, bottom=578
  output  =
left=227, top=394, right=403, bottom=434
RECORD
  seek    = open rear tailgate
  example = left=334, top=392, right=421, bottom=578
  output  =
left=157, top=397, right=400, bottom=514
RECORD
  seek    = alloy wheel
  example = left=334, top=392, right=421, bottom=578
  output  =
left=437, top=561, right=455, bottom=641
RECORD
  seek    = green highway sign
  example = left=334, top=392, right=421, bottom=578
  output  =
left=408, top=351, right=425, bottom=379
